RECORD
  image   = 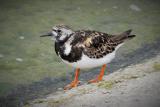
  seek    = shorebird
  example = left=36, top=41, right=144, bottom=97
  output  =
left=40, top=25, right=136, bottom=90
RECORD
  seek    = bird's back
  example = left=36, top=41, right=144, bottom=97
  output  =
left=70, top=29, right=135, bottom=59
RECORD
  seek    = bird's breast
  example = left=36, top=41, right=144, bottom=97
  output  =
left=55, top=42, right=83, bottom=63
left=62, top=51, right=116, bottom=69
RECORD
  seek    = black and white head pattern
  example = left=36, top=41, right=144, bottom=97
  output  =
left=51, top=25, right=74, bottom=42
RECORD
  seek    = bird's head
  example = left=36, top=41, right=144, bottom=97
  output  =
left=40, top=24, right=74, bottom=42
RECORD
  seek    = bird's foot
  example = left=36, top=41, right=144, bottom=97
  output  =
left=88, top=77, right=102, bottom=83
left=64, top=80, right=80, bottom=90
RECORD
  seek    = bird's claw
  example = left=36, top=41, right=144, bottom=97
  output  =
left=64, top=80, right=80, bottom=90
left=88, top=77, right=102, bottom=83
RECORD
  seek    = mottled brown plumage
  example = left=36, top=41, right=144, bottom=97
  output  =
left=71, top=29, right=135, bottom=59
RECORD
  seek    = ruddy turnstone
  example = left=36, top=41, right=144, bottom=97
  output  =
left=40, top=25, right=136, bottom=90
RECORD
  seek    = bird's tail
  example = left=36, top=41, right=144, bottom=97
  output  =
left=111, top=29, right=136, bottom=43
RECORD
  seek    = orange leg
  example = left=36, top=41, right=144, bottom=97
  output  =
left=64, top=68, right=80, bottom=90
left=88, top=64, right=106, bottom=83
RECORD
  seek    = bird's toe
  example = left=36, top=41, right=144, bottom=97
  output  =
left=64, top=80, right=80, bottom=90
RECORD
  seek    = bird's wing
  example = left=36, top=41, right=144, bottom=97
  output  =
left=70, top=29, right=135, bottom=58
left=71, top=30, right=118, bottom=58
left=83, top=33, right=119, bottom=58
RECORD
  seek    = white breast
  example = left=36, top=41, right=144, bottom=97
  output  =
left=62, top=43, right=124, bottom=69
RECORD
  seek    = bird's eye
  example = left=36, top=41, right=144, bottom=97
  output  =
left=57, top=30, right=61, bottom=33
left=52, top=29, right=56, bottom=32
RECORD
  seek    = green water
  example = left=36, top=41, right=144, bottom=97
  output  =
left=0, top=0, right=160, bottom=96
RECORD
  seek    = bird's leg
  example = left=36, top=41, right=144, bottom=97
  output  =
left=64, top=68, right=80, bottom=90
left=88, top=64, right=106, bottom=83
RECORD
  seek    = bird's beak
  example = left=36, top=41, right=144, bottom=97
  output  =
left=40, top=32, right=52, bottom=37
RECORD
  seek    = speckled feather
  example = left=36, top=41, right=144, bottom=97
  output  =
left=70, top=30, right=134, bottom=59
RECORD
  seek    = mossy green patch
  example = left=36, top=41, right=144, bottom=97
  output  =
left=31, top=94, right=73, bottom=107
left=98, top=74, right=140, bottom=89
left=98, top=80, right=115, bottom=89
left=121, top=74, right=139, bottom=80
left=153, top=63, right=160, bottom=71
left=33, top=99, right=47, bottom=104
left=23, top=105, right=31, bottom=107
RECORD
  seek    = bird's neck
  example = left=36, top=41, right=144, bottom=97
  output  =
left=55, top=33, right=76, bottom=57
